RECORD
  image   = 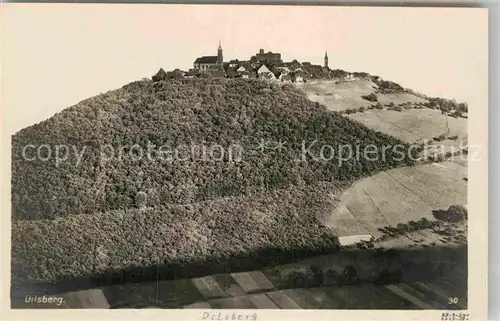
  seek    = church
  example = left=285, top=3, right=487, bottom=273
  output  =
left=193, top=41, right=223, bottom=71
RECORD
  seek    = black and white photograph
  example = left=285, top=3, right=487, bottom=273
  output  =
left=2, top=3, right=489, bottom=318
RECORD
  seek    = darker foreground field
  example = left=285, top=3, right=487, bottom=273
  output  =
left=11, top=244, right=467, bottom=309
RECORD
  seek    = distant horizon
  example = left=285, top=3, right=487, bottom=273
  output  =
left=3, top=4, right=488, bottom=135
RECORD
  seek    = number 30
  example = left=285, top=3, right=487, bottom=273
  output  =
left=448, top=297, right=459, bottom=304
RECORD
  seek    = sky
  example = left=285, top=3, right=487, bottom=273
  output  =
left=2, top=4, right=488, bottom=135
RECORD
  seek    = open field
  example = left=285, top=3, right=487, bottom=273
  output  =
left=14, top=281, right=452, bottom=310
left=296, top=79, right=468, bottom=158
left=296, top=79, right=428, bottom=112
left=346, top=108, right=467, bottom=145
left=186, top=279, right=464, bottom=310
left=295, top=80, right=469, bottom=242
left=326, top=160, right=467, bottom=238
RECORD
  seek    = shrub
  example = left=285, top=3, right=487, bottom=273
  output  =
left=324, top=269, right=340, bottom=285
left=375, top=80, right=404, bottom=94
left=433, top=205, right=467, bottom=224
left=388, top=106, right=403, bottom=112
left=352, top=72, right=370, bottom=79
left=340, top=266, right=359, bottom=285
left=309, top=265, right=324, bottom=286
left=433, top=134, right=447, bottom=142
left=292, top=273, right=307, bottom=288
left=435, top=154, right=446, bottom=162
left=378, top=217, right=441, bottom=238
left=447, top=205, right=468, bottom=222
left=457, top=102, right=468, bottom=113
left=361, top=93, right=378, bottom=102
left=425, top=96, right=468, bottom=114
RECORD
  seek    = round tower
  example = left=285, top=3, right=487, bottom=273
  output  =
left=324, top=51, right=329, bottom=69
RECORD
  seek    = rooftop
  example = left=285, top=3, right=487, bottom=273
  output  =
left=194, top=56, right=218, bottom=64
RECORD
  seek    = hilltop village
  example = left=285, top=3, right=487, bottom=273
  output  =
left=152, top=43, right=368, bottom=83
left=149, top=43, right=468, bottom=117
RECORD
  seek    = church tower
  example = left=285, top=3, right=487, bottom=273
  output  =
left=324, top=51, right=329, bottom=68
left=217, top=40, right=223, bottom=64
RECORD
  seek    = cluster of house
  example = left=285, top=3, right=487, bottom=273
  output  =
left=153, top=43, right=365, bottom=83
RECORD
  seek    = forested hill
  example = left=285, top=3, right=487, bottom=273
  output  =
left=12, top=78, right=417, bottom=221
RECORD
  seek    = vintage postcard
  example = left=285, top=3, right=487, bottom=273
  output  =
left=1, top=3, right=489, bottom=321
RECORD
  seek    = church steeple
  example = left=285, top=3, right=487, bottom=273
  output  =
left=324, top=50, right=329, bottom=68
left=217, top=40, right=223, bottom=64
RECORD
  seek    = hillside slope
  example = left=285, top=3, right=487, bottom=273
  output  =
left=296, top=78, right=428, bottom=112
left=296, top=78, right=468, bottom=157
left=12, top=78, right=417, bottom=221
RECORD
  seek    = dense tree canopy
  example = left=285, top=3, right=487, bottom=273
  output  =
left=12, top=78, right=417, bottom=221
left=11, top=77, right=423, bottom=282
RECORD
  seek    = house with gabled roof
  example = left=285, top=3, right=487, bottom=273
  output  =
left=185, top=69, right=200, bottom=78
left=276, top=66, right=291, bottom=74
left=257, top=64, right=271, bottom=75
left=291, top=69, right=313, bottom=83
left=226, top=66, right=239, bottom=78
left=284, top=59, right=302, bottom=71
left=206, top=68, right=226, bottom=78
left=239, top=71, right=256, bottom=79
left=152, top=68, right=167, bottom=82
left=302, top=62, right=312, bottom=69
left=257, top=64, right=276, bottom=80
left=228, top=59, right=240, bottom=68
left=260, top=72, right=276, bottom=81
left=279, top=73, right=292, bottom=82
left=166, top=69, right=185, bottom=79
left=239, top=61, right=253, bottom=71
